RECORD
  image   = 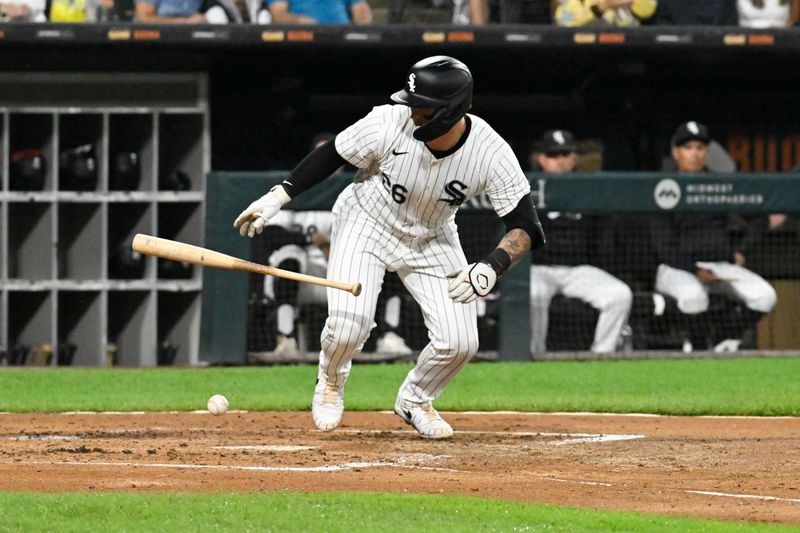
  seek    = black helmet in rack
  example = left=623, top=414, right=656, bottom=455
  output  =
left=59, top=144, right=97, bottom=191
left=108, top=241, right=145, bottom=279
left=109, top=151, right=140, bottom=191
left=390, top=56, right=473, bottom=142
left=10, top=149, right=47, bottom=191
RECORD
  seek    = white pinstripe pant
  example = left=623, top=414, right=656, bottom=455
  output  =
left=655, top=262, right=777, bottom=314
left=318, top=188, right=479, bottom=404
left=530, top=265, right=633, bottom=354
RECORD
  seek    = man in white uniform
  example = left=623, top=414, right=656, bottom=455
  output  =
left=258, top=210, right=333, bottom=357
left=652, top=121, right=777, bottom=351
left=234, top=56, right=545, bottom=439
left=530, top=130, right=632, bottom=354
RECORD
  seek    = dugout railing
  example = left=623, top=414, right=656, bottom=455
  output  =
left=201, top=171, right=800, bottom=364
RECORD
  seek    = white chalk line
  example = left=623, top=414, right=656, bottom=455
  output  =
left=542, top=477, right=613, bottom=487
left=685, top=490, right=800, bottom=504
left=9, top=460, right=799, bottom=507
left=548, top=434, right=644, bottom=446
left=535, top=475, right=800, bottom=505
left=16, top=459, right=461, bottom=473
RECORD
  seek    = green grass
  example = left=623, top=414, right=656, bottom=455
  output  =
left=2, top=359, right=799, bottom=532
left=1, top=357, right=799, bottom=415
left=1, top=492, right=796, bottom=533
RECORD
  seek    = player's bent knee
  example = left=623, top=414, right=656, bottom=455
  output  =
left=749, top=288, right=777, bottom=314
left=615, top=285, right=633, bottom=310
left=596, top=285, right=633, bottom=312
left=436, top=331, right=479, bottom=360
left=678, top=293, right=709, bottom=314
left=320, top=314, right=374, bottom=355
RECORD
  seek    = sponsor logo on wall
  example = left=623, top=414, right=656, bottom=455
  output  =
left=654, top=178, right=681, bottom=210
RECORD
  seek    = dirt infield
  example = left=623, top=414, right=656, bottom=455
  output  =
left=1, top=411, right=799, bottom=525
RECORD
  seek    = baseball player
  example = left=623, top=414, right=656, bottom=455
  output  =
left=530, top=130, right=632, bottom=354
left=259, top=210, right=333, bottom=357
left=652, top=121, right=777, bottom=351
left=234, top=56, right=545, bottom=439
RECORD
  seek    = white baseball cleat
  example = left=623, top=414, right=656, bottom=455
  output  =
left=394, top=397, right=453, bottom=439
left=312, top=377, right=345, bottom=431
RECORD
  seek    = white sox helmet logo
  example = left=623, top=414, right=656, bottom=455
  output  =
left=408, top=73, right=416, bottom=93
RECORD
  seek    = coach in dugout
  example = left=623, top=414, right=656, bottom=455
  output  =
left=650, top=121, right=777, bottom=352
left=529, top=129, right=633, bottom=354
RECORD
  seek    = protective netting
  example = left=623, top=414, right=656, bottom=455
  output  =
left=246, top=205, right=800, bottom=361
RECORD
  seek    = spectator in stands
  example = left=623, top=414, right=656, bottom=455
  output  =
left=267, top=0, right=372, bottom=24
left=136, top=0, right=252, bottom=22
left=0, top=0, right=46, bottom=20
left=530, top=130, right=633, bottom=354
left=467, top=0, right=552, bottom=24
left=738, top=0, right=799, bottom=27
left=554, top=0, right=656, bottom=26
left=649, top=0, right=737, bottom=24
left=650, top=121, right=777, bottom=352
left=135, top=0, right=206, bottom=22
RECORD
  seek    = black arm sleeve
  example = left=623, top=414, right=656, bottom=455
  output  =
left=280, top=138, right=349, bottom=199
left=501, top=195, right=546, bottom=250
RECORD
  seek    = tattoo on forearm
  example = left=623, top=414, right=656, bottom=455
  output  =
left=499, top=229, right=532, bottom=267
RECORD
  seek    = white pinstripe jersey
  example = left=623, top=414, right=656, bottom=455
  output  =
left=334, top=104, right=530, bottom=240
left=268, top=211, right=333, bottom=242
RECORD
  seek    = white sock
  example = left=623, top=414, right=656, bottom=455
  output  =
left=385, top=296, right=400, bottom=329
left=277, top=304, right=295, bottom=336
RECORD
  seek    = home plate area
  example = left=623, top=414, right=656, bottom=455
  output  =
left=1, top=411, right=799, bottom=525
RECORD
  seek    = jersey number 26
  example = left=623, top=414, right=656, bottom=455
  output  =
left=382, top=172, right=408, bottom=204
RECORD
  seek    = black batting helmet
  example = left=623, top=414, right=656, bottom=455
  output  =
left=391, top=56, right=473, bottom=142
left=59, top=144, right=98, bottom=191
left=10, top=149, right=47, bottom=191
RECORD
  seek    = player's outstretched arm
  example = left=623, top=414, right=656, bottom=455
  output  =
left=233, top=185, right=291, bottom=238
left=233, top=138, right=348, bottom=238
left=447, top=196, right=545, bottom=304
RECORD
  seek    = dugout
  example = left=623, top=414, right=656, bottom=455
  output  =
left=1, top=23, right=800, bottom=366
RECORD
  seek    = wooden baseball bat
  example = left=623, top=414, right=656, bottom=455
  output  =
left=131, top=233, right=362, bottom=296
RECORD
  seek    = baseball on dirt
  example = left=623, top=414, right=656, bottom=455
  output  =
left=207, top=394, right=229, bottom=415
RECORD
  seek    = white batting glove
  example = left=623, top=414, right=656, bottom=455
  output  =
left=446, top=262, right=497, bottom=304
left=233, top=185, right=291, bottom=238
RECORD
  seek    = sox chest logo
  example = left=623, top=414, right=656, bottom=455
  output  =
left=439, top=180, right=468, bottom=206
left=408, top=73, right=416, bottom=93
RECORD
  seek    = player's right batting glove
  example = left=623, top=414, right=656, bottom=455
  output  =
left=233, top=185, right=291, bottom=238
left=446, top=262, right=497, bottom=304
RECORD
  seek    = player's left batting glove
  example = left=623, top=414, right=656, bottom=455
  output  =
left=233, top=185, right=291, bottom=238
left=446, top=248, right=511, bottom=304
left=446, top=262, right=498, bottom=304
